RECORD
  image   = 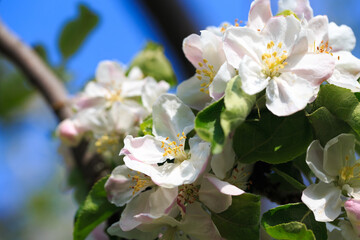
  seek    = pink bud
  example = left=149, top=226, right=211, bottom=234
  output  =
left=345, top=199, right=360, bottom=237
left=57, top=119, right=82, bottom=146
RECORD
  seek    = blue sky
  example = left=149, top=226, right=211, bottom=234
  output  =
left=0, top=0, right=359, bottom=224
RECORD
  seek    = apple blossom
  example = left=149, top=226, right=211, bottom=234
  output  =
left=224, top=15, right=335, bottom=116
left=177, top=30, right=235, bottom=110
left=121, top=94, right=211, bottom=188
left=302, top=134, right=360, bottom=222
left=343, top=198, right=360, bottom=239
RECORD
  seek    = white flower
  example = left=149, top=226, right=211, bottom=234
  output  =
left=304, top=15, right=360, bottom=92
left=177, top=30, right=235, bottom=110
left=121, top=94, right=211, bottom=188
left=302, top=134, right=360, bottom=222
left=278, top=0, right=313, bottom=20
left=107, top=202, right=223, bottom=240
left=224, top=15, right=335, bottom=116
left=343, top=199, right=360, bottom=239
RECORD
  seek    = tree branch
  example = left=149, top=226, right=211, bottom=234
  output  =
left=0, top=19, right=106, bottom=189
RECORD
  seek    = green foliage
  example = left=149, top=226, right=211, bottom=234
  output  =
left=221, top=76, right=256, bottom=138
left=74, top=176, right=121, bottom=240
left=212, top=193, right=260, bottom=240
left=272, top=166, right=306, bottom=191
left=59, top=4, right=99, bottom=60
left=195, top=98, right=225, bottom=154
left=307, top=106, right=351, bottom=146
left=140, top=116, right=153, bottom=136
left=262, top=203, right=327, bottom=240
left=233, top=111, right=313, bottom=164
left=0, top=59, right=33, bottom=117
left=127, top=42, right=177, bottom=86
left=312, top=84, right=360, bottom=137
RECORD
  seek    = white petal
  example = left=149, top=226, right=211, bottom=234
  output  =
left=307, top=15, right=329, bottom=45
left=122, top=135, right=165, bottom=164
left=329, top=22, right=356, bottom=52
left=105, top=165, right=146, bottom=207
left=107, top=221, right=158, bottom=240
left=128, top=66, right=144, bottom=80
left=262, top=15, right=301, bottom=51
left=328, top=69, right=360, bottom=92
left=210, top=62, right=236, bottom=100
left=142, top=77, right=170, bottom=112
left=176, top=75, right=212, bottom=110
left=183, top=33, right=204, bottom=68
left=323, top=133, right=356, bottom=177
left=247, top=0, right=272, bottom=31
left=266, top=73, right=316, bottom=116
left=306, top=140, right=335, bottom=183
left=278, top=0, right=313, bottom=20
left=223, top=26, right=265, bottom=68
left=200, top=30, right=227, bottom=70
left=301, top=182, right=342, bottom=222
left=95, top=60, right=125, bottom=85
left=285, top=53, right=335, bottom=86
left=238, top=55, right=268, bottom=95
left=152, top=94, right=195, bottom=140
left=211, top=138, right=236, bottom=180
left=334, top=51, right=360, bottom=77
left=180, top=202, right=223, bottom=240
left=121, top=80, right=145, bottom=98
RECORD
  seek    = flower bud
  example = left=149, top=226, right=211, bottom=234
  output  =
left=57, top=119, right=82, bottom=146
left=344, top=198, right=360, bottom=237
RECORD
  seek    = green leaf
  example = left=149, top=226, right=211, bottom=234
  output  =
left=74, top=176, right=121, bottom=240
left=0, top=64, right=33, bottom=117
left=212, top=193, right=260, bottom=240
left=272, top=167, right=306, bottom=191
left=127, top=42, right=177, bottom=86
left=233, top=111, right=313, bottom=164
left=307, top=106, right=351, bottom=146
left=140, top=116, right=153, bottom=136
left=59, top=4, right=99, bottom=60
left=313, top=84, right=360, bottom=136
left=221, top=76, right=256, bottom=138
left=262, top=203, right=327, bottom=240
left=195, top=98, right=225, bottom=154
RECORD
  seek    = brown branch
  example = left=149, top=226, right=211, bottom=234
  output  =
left=0, top=19, right=106, bottom=189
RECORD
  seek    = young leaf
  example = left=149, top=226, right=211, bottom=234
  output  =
left=140, top=116, right=153, bottom=136
left=262, top=203, right=327, bottom=240
left=312, top=84, right=360, bottom=137
left=74, top=176, right=122, bottom=240
left=272, top=167, right=306, bottom=191
left=307, top=106, right=351, bottom=146
left=221, top=76, right=256, bottom=138
left=233, top=111, right=313, bottom=164
left=212, top=193, right=260, bottom=240
left=195, top=98, right=225, bottom=154
left=127, top=42, right=177, bottom=86
left=58, top=4, right=99, bottom=60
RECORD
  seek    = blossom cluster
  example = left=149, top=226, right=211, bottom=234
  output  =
left=58, top=0, right=360, bottom=239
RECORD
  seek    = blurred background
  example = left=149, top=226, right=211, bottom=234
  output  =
left=0, top=0, right=359, bottom=239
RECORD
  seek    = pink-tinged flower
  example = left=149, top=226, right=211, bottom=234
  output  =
left=344, top=199, right=360, bottom=238
left=302, top=134, right=360, bottom=222
left=177, top=30, right=235, bottom=110
left=121, top=94, right=211, bottom=188
left=108, top=202, right=223, bottom=240
left=304, top=15, right=360, bottom=92
left=57, top=119, right=84, bottom=146
left=247, top=0, right=272, bottom=31
left=224, top=15, right=335, bottom=116
left=278, top=0, right=313, bottom=20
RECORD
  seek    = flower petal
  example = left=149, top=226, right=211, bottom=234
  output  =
left=122, top=135, right=165, bottom=164
left=210, top=62, right=236, bottom=100
left=301, top=182, right=342, bottom=222
left=107, top=221, right=159, bottom=240
left=183, top=33, right=204, bottom=68
left=176, top=75, right=212, bottom=110
left=152, top=94, right=195, bottom=140
left=266, top=73, right=316, bottom=116
left=323, top=133, right=356, bottom=177
left=223, top=26, right=264, bottom=68
left=238, top=55, right=268, bottom=95
left=247, top=0, right=272, bottom=31
left=141, top=77, right=170, bottom=112
left=95, top=60, right=125, bottom=85
left=329, top=22, right=356, bottom=52
left=211, top=138, right=236, bottom=180
left=306, top=140, right=335, bottom=183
